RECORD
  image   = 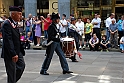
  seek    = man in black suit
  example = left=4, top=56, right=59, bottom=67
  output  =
left=1, top=6, right=25, bottom=83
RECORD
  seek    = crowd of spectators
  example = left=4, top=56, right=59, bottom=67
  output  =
left=0, top=13, right=124, bottom=53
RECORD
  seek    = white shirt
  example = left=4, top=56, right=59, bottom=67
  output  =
left=59, top=19, right=67, bottom=33
left=13, top=20, right=18, bottom=25
left=120, top=36, right=124, bottom=42
left=29, top=18, right=33, bottom=25
left=106, top=17, right=116, bottom=28
left=91, top=17, right=101, bottom=28
left=75, top=21, right=84, bottom=35
left=56, top=23, right=61, bottom=30
left=122, top=20, right=124, bottom=30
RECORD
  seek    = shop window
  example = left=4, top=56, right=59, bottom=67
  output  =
left=77, top=0, right=89, bottom=7
left=77, top=0, right=100, bottom=8
left=116, top=0, right=124, bottom=4
left=37, top=0, right=49, bottom=9
left=101, top=0, right=112, bottom=5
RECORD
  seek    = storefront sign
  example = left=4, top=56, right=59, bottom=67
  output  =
left=52, top=2, right=58, bottom=10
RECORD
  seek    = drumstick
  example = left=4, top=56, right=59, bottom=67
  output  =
left=74, top=40, right=77, bottom=53
left=74, top=40, right=82, bottom=59
left=77, top=52, right=82, bottom=59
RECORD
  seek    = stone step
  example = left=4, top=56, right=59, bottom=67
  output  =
left=79, top=47, right=120, bottom=52
left=30, top=45, right=121, bottom=52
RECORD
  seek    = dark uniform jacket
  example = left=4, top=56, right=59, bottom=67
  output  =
left=69, top=28, right=79, bottom=43
left=47, top=22, right=60, bottom=42
left=1, top=17, right=25, bottom=60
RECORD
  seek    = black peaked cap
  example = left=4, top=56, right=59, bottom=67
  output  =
left=9, top=6, right=22, bottom=12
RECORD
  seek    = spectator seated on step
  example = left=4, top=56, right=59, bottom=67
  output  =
left=100, top=35, right=110, bottom=52
left=89, top=33, right=99, bottom=51
left=25, top=32, right=33, bottom=49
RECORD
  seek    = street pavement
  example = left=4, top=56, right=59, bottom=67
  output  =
left=0, top=49, right=124, bottom=83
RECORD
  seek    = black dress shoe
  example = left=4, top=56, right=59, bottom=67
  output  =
left=40, top=71, right=49, bottom=75
left=72, top=60, right=78, bottom=62
left=63, top=71, right=73, bottom=74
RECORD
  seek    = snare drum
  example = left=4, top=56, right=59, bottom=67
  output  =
left=62, top=38, right=75, bottom=58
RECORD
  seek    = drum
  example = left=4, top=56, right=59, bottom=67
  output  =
left=62, top=38, right=75, bottom=58
left=0, top=32, right=2, bottom=38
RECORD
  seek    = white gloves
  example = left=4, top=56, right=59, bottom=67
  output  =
left=60, top=38, right=64, bottom=42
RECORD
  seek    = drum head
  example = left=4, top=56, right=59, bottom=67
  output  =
left=62, top=38, right=74, bottom=41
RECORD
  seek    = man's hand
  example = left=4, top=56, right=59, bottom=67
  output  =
left=111, top=32, right=114, bottom=34
left=40, top=16, right=44, bottom=19
left=103, top=44, right=105, bottom=46
left=114, top=30, right=117, bottom=33
left=90, top=32, right=92, bottom=35
left=91, top=44, right=95, bottom=47
left=104, top=44, right=107, bottom=48
left=93, top=22, right=98, bottom=25
left=12, top=55, right=18, bottom=63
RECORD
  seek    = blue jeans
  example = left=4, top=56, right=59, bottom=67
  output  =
left=41, top=42, right=69, bottom=72
left=44, top=30, right=48, bottom=39
left=120, top=44, right=124, bottom=50
left=106, top=29, right=110, bottom=41
left=100, top=44, right=111, bottom=49
left=66, top=27, right=68, bottom=36
left=26, top=26, right=30, bottom=36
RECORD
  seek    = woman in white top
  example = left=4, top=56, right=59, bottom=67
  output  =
left=75, top=17, right=84, bottom=49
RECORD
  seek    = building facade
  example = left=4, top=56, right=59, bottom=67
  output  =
left=0, top=0, right=124, bottom=20
left=74, top=0, right=124, bottom=20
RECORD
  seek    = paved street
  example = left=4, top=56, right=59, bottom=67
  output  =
left=0, top=49, right=124, bottom=83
